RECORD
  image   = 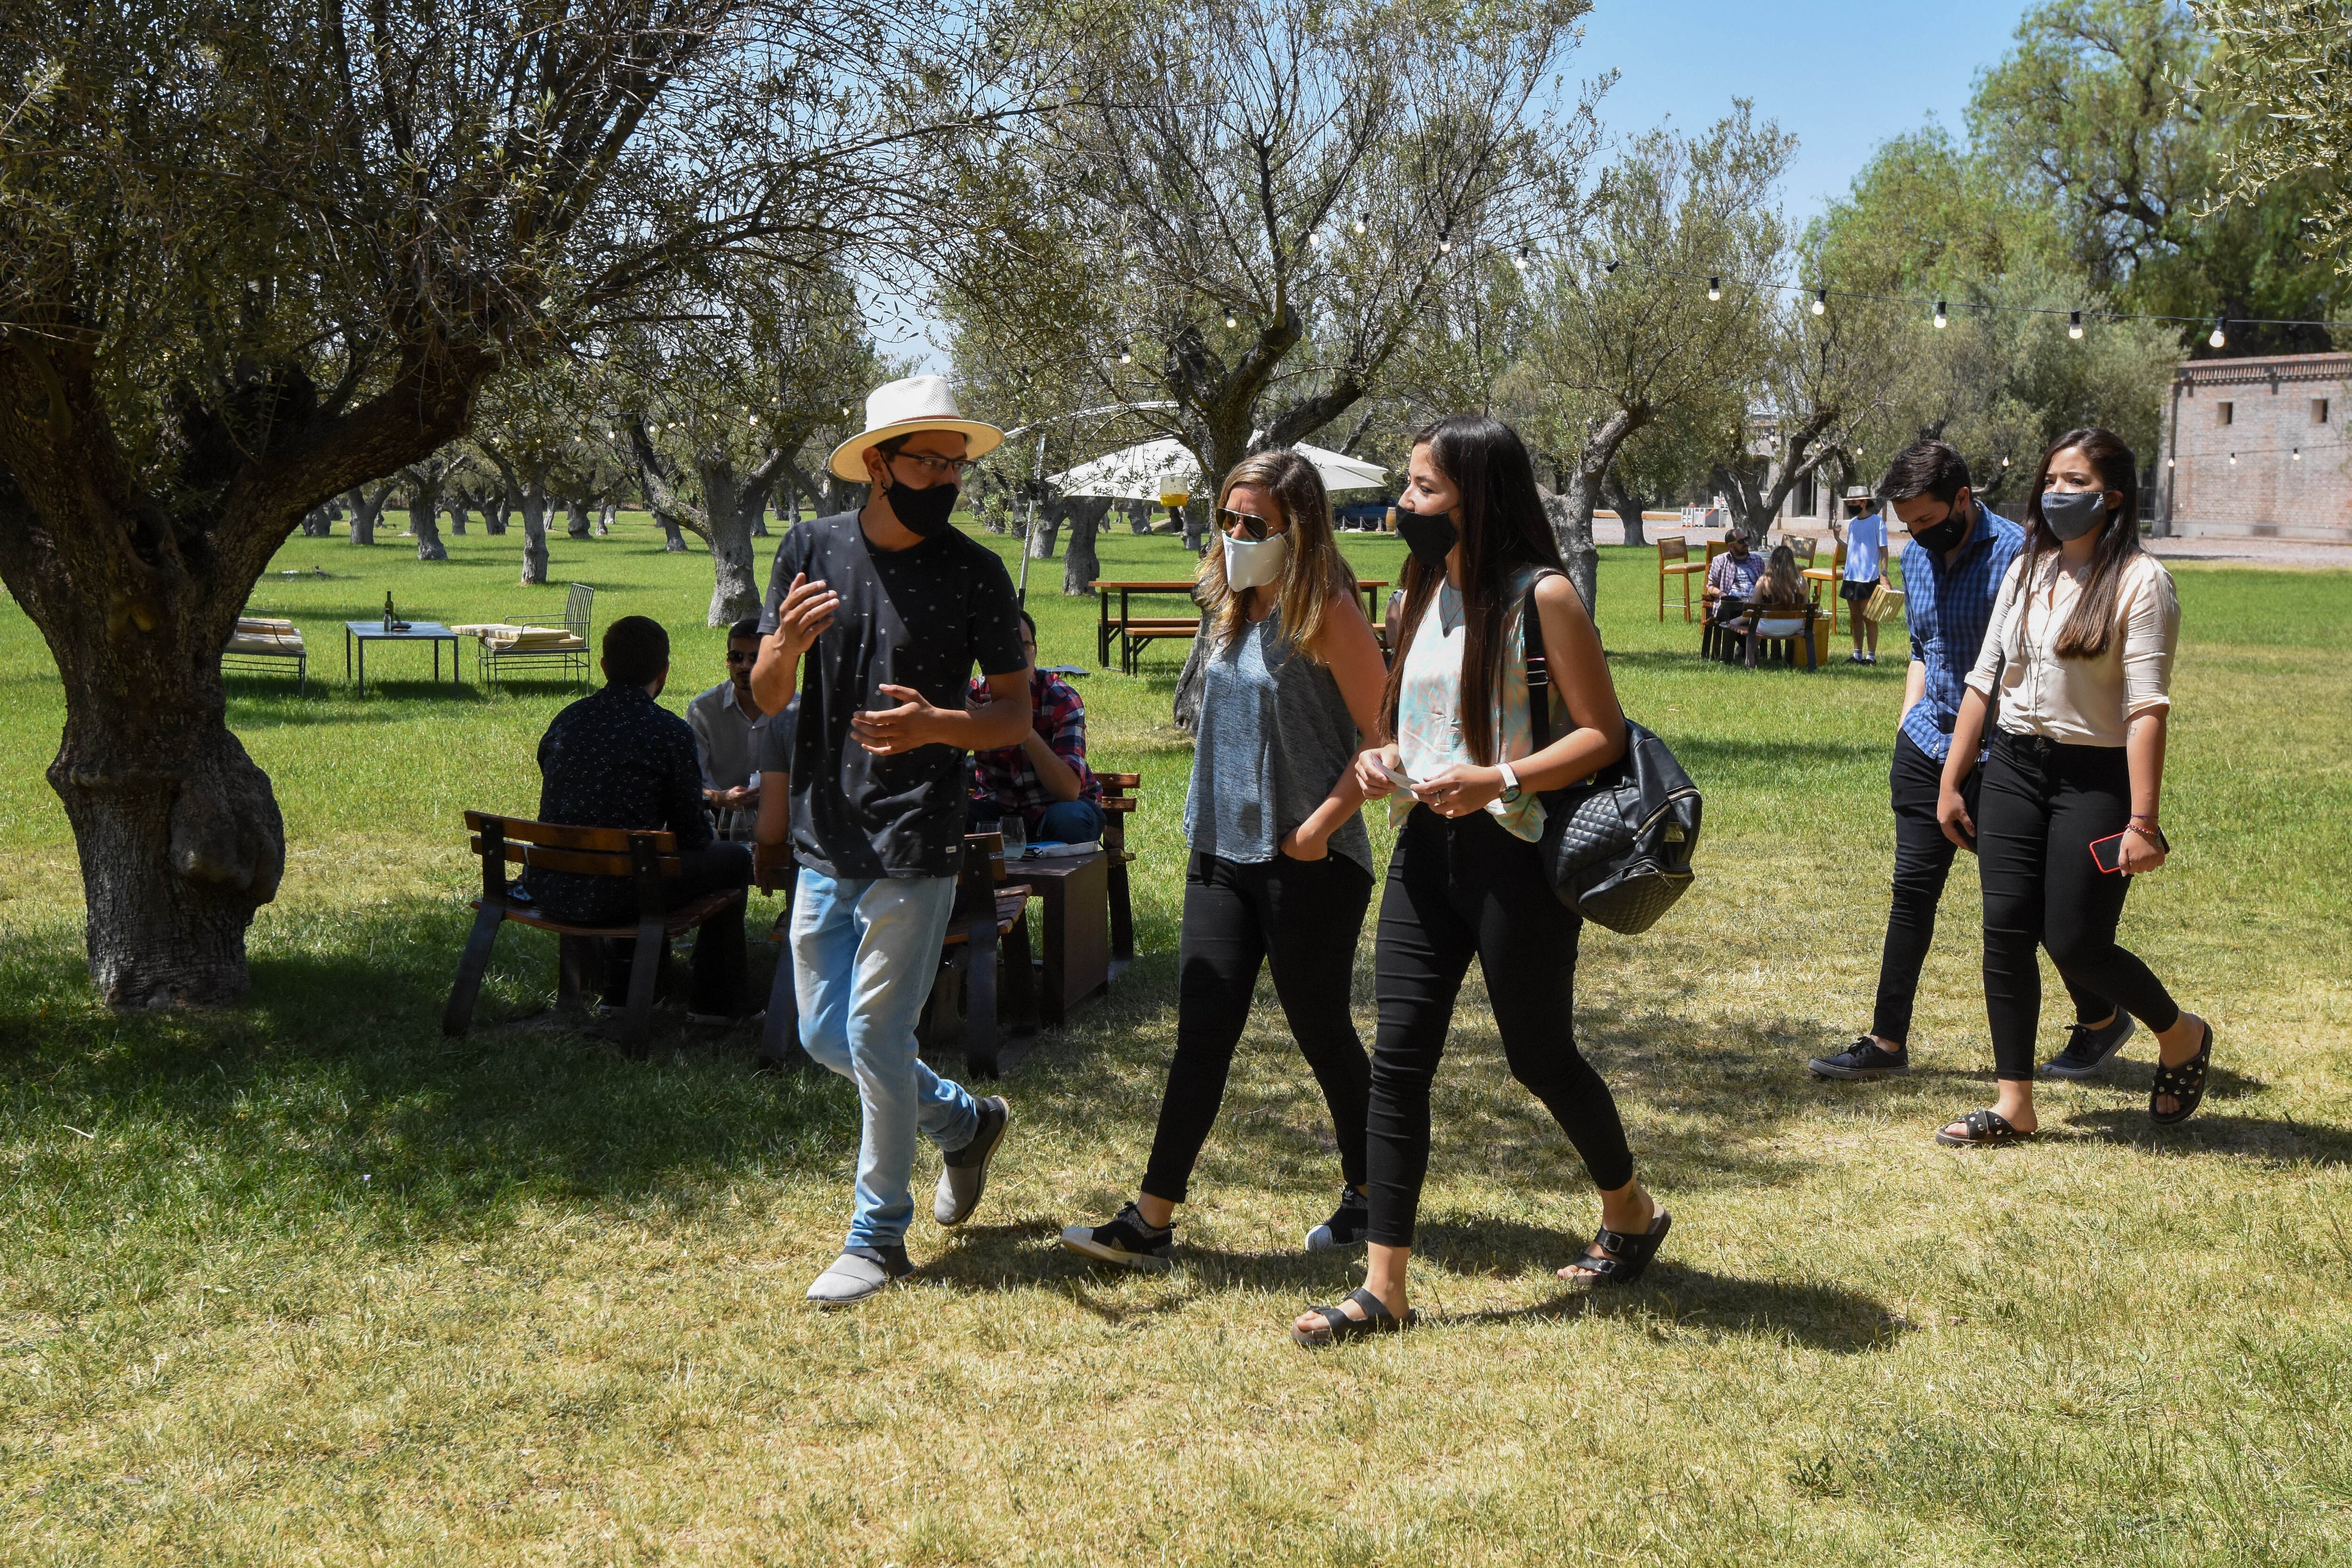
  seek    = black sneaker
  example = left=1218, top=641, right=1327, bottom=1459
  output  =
left=1059, top=1202, right=1174, bottom=1272
left=1304, top=1187, right=1370, bottom=1252
left=2043, top=1012, right=2137, bottom=1079
left=1808, top=1035, right=1910, bottom=1081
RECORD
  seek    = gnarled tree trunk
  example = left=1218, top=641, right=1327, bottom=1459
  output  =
left=346, top=480, right=395, bottom=546
left=1061, top=496, right=1113, bottom=597
left=1543, top=407, right=1642, bottom=614
left=446, top=497, right=468, bottom=535
left=564, top=497, right=594, bottom=539
left=403, top=463, right=448, bottom=561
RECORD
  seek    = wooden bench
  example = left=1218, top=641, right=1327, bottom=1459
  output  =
left=753, top=834, right=1038, bottom=1078
left=1097, top=772, right=1142, bottom=963
left=442, top=812, right=747, bottom=1054
left=1119, top=619, right=1203, bottom=674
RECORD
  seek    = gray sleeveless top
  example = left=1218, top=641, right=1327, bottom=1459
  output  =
left=1183, top=608, right=1372, bottom=873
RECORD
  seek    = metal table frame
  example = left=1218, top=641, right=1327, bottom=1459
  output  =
left=344, top=621, right=463, bottom=695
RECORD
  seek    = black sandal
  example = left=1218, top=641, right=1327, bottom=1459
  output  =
left=1291, top=1287, right=1415, bottom=1348
left=1935, top=1109, right=2036, bottom=1147
left=2150, top=1022, right=2214, bottom=1126
left=1560, top=1209, right=1671, bottom=1287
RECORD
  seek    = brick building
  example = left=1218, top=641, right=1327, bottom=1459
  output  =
left=2161, top=352, right=2352, bottom=543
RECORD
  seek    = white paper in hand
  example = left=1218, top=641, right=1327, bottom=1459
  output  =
left=1373, top=754, right=1418, bottom=791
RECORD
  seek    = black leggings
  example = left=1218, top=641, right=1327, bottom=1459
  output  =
left=1875, top=732, right=2108, bottom=1044
left=1364, top=807, right=1634, bottom=1249
left=1140, top=851, right=1375, bottom=1204
left=1979, top=731, right=2181, bottom=1081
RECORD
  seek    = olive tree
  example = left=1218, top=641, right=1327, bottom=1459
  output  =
left=0, top=0, right=1047, bottom=1007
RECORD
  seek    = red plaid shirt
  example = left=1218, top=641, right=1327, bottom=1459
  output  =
left=967, top=669, right=1098, bottom=817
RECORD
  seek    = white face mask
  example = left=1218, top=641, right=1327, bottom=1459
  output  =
left=1222, top=530, right=1289, bottom=591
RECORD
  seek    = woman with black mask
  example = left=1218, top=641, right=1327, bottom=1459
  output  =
left=1933, top=427, right=2209, bottom=1146
left=1291, top=415, right=1667, bottom=1346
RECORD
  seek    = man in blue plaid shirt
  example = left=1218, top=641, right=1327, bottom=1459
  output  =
left=1810, top=441, right=2124, bottom=1083
left=967, top=609, right=1104, bottom=844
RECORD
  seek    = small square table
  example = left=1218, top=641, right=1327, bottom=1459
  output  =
left=1005, top=849, right=1111, bottom=1027
left=344, top=621, right=463, bottom=695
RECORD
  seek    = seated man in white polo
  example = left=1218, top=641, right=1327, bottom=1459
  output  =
left=749, top=375, right=1033, bottom=1306
left=687, top=618, right=769, bottom=842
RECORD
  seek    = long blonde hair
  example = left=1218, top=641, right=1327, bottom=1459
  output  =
left=1194, top=449, right=1354, bottom=661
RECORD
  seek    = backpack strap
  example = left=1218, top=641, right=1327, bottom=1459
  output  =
left=1522, top=571, right=1558, bottom=753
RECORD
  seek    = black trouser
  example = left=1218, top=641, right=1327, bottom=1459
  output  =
left=1364, top=807, right=1633, bottom=1249
left=1141, top=851, right=1374, bottom=1204
left=600, top=841, right=755, bottom=1016
left=1874, top=732, right=2107, bottom=1045
left=1979, top=732, right=2180, bottom=1081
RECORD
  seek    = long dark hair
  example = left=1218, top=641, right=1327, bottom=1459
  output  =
left=1378, top=415, right=1567, bottom=764
left=2022, top=426, right=2143, bottom=660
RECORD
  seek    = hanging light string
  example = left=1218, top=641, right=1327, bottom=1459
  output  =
left=2186, top=438, right=2349, bottom=463
left=1547, top=255, right=2352, bottom=337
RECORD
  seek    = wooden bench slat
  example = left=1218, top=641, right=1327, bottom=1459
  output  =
left=472, top=887, right=742, bottom=940
left=463, top=812, right=680, bottom=853
left=469, top=837, right=686, bottom=879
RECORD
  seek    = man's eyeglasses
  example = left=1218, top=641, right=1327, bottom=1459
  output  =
left=1217, top=507, right=1276, bottom=541
left=884, top=448, right=971, bottom=480
left=725, top=648, right=756, bottom=664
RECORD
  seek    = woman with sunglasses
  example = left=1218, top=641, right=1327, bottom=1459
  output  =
left=1061, top=450, right=1390, bottom=1269
left=1933, top=427, right=2209, bottom=1146
left=1292, top=415, right=1666, bottom=1347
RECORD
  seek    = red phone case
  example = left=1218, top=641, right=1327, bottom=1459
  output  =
left=2088, top=832, right=2130, bottom=874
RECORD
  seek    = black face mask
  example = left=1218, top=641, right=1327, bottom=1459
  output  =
left=1395, top=503, right=1458, bottom=569
left=887, top=478, right=960, bottom=538
left=1908, top=498, right=1971, bottom=556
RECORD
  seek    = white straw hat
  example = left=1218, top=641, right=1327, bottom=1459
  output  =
left=827, top=374, right=1004, bottom=481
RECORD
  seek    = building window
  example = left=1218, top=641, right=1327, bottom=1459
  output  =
left=2315, top=398, right=2332, bottom=424
left=2217, top=401, right=2234, bottom=426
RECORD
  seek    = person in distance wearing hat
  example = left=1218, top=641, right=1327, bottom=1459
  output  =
left=748, top=374, right=1033, bottom=1306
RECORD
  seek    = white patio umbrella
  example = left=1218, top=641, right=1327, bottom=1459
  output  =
left=1047, top=438, right=1387, bottom=499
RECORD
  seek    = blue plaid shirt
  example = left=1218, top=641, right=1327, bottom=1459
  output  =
left=1899, top=500, right=2023, bottom=764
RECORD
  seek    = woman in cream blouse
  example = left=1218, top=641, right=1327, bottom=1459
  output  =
left=1931, top=427, right=2212, bottom=1145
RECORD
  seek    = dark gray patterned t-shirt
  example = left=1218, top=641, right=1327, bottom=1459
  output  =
left=758, top=511, right=1025, bottom=879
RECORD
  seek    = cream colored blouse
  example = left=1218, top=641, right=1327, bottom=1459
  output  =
left=1965, top=550, right=2180, bottom=748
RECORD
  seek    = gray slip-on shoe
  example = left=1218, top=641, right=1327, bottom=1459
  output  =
left=934, top=1096, right=1010, bottom=1227
left=805, top=1246, right=912, bottom=1307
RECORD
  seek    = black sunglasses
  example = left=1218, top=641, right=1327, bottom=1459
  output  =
left=1216, top=507, right=1277, bottom=541
left=725, top=648, right=756, bottom=663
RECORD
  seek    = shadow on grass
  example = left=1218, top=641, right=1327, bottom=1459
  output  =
left=1451, top=1264, right=1906, bottom=1354
left=2059, top=1106, right=2351, bottom=1165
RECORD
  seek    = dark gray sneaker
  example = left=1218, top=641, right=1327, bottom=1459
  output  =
left=1304, top=1186, right=1370, bottom=1252
left=1059, top=1202, right=1175, bottom=1272
left=933, top=1096, right=1009, bottom=1226
left=2043, top=1012, right=2137, bottom=1079
left=1808, top=1035, right=1910, bottom=1081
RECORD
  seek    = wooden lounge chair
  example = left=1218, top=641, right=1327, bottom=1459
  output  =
left=224, top=615, right=308, bottom=693
left=471, top=583, right=593, bottom=690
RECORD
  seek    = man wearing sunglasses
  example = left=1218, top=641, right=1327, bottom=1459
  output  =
left=749, top=375, right=1033, bottom=1307
left=686, top=617, right=770, bottom=842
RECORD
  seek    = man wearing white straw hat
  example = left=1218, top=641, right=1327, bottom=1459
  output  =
left=749, top=374, right=1033, bottom=1306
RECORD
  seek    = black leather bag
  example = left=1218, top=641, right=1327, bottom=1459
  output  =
left=1522, top=577, right=1703, bottom=933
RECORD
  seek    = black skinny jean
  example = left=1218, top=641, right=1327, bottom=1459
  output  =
left=1874, top=732, right=2107, bottom=1045
left=599, top=841, right=755, bottom=1016
left=1978, top=731, right=2180, bottom=1081
left=1140, top=850, right=1375, bottom=1204
left=1364, top=806, right=1634, bottom=1249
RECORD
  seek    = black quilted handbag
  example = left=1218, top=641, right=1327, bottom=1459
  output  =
left=1522, top=577, right=1702, bottom=933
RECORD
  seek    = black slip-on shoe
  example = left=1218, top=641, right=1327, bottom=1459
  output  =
left=1809, top=1036, right=1910, bottom=1081
left=2043, top=1013, right=2137, bottom=1079
left=1059, top=1202, right=1174, bottom=1271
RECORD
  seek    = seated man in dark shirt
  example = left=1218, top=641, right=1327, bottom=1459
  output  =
left=529, top=615, right=754, bottom=1021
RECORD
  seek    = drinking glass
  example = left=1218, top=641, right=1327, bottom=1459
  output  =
left=997, top=816, right=1026, bottom=860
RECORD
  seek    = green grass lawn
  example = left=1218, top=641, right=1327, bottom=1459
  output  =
left=3, top=514, right=2350, bottom=1564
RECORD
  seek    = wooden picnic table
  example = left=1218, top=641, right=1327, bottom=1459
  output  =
left=1092, top=577, right=1389, bottom=672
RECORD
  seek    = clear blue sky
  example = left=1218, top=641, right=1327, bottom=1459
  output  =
left=1576, top=0, right=2036, bottom=214
left=898, top=0, right=2040, bottom=370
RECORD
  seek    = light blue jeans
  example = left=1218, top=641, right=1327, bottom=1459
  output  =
left=792, top=868, right=981, bottom=1251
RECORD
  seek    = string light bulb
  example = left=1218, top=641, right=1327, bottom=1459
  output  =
left=1439, top=239, right=1453, bottom=255
left=1225, top=311, right=1238, bottom=328
left=1812, top=288, right=1827, bottom=315
left=1308, top=230, right=1322, bottom=247
left=2210, top=317, right=2228, bottom=350
left=1707, top=276, right=1721, bottom=300
left=1934, top=301, right=1947, bottom=329
left=2293, top=446, right=2303, bottom=461
left=2229, top=451, right=2238, bottom=465
left=1353, top=213, right=1367, bottom=236
left=1514, top=246, right=1531, bottom=271
left=2167, top=456, right=2176, bottom=468
left=1118, top=342, right=1132, bottom=364
left=2001, top=455, right=2012, bottom=469
left=2069, top=310, right=2084, bottom=340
